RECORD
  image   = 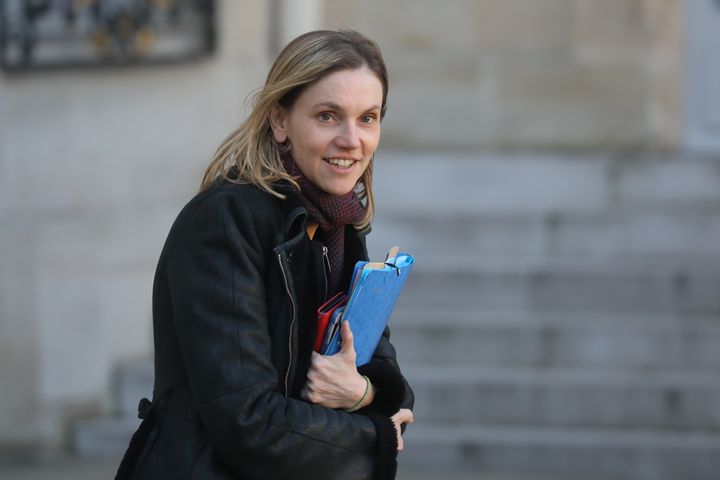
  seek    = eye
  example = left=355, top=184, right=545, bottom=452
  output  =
left=360, top=114, right=377, bottom=124
left=318, top=112, right=334, bottom=122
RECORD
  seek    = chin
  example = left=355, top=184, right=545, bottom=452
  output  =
left=319, top=181, right=355, bottom=196
left=324, top=186, right=354, bottom=196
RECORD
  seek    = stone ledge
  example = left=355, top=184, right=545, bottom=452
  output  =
left=401, top=424, right=720, bottom=480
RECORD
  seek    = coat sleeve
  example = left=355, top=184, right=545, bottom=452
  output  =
left=358, top=328, right=415, bottom=417
left=165, top=191, right=397, bottom=479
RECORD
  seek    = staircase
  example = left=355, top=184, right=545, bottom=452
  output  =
left=75, top=151, right=720, bottom=479
left=368, top=152, right=720, bottom=480
left=72, top=358, right=150, bottom=459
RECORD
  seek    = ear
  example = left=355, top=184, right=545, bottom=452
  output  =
left=268, top=106, right=289, bottom=143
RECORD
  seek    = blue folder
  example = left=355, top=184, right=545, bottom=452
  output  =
left=321, top=250, right=414, bottom=366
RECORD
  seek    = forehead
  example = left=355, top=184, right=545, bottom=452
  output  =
left=294, top=67, right=384, bottom=110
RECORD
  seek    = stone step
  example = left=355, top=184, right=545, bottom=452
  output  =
left=400, top=251, right=720, bottom=276
left=403, top=366, right=720, bottom=429
left=369, top=209, right=720, bottom=262
left=110, top=357, right=153, bottom=418
left=372, top=152, right=720, bottom=215
left=71, top=358, right=152, bottom=458
left=71, top=416, right=140, bottom=459
left=400, top=423, right=720, bottom=480
left=389, top=309, right=720, bottom=369
left=395, top=262, right=720, bottom=314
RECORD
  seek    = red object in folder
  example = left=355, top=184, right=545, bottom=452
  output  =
left=314, top=292, right=348, bottom=352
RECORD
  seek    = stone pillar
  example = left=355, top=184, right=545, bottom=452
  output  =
left=278, top=0, right=322, bottom=48
left=685, top=0, right=720, bottom=151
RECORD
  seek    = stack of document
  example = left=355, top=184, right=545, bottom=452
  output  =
left=315, top=247, right=415, bottom=366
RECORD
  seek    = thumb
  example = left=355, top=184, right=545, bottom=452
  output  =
left=339, top=320, right=355, bottom=355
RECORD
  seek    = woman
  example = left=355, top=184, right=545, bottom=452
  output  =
left=116, top=30, right=414, bottom=480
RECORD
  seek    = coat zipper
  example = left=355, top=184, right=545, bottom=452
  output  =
left=321, top=245, right=331, bottom=300
left=276, top=252, right=296, bottom=398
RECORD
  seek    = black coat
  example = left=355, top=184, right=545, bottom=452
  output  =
left=121, top=181, right=414, bottom=479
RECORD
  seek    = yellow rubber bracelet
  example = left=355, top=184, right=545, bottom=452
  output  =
left=346, top=375, right=370, bottom=412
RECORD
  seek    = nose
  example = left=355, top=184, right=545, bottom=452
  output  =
left=335, top=122, right=361, bottom=150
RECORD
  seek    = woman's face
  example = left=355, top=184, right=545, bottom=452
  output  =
left=270, top=67, right=383, bottom=195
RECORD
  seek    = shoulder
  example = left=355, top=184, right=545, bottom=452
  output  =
left=192, top=181, right=280, bottom=214
left=182, top=182, right=287, bottom=228
left=163, top=181, right=296, bottom=256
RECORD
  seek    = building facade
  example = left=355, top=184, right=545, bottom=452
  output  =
left=1, top=2, right=718, bottom=475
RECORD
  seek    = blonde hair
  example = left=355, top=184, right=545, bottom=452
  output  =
left=200, top=30, right=389, bottom=230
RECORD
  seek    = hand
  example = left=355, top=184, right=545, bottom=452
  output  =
left=390, top=408, right=414, bottom=451
left=301, top=321, right=374, bottom=410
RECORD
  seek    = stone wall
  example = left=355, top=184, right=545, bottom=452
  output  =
left=0, top=0, right=270, bottom=451
left=323, top=0, right=684, bottom=149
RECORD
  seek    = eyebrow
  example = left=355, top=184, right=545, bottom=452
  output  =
left=313, top=101, right=381, bottom=112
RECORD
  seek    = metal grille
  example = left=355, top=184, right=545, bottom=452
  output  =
left=0, top=0, right=215, bottom=71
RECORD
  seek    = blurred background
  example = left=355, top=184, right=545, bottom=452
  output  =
left=1, top=0, right=719, bottom=479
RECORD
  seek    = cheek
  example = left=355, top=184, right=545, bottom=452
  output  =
left=295, top=127, right=331, bottom=153
left=365, top=130, right=381, bottom=152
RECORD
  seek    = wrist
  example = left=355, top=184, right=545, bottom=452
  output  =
left=361, top=378, right=375, bottom=408
left=345, top=374, right=371, bottom=412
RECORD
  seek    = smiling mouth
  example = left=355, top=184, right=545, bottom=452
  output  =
left=324, top=158, right=356, bottom=168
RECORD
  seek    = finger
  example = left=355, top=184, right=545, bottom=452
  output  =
left=397, top=434, right=404, bottom=451
left=401, top=410, right=414, bottom=425
left=393, top=409, right=413, bottom=425
left=310, top=352, right=324, bottom=369
left=303, top=386, right=319, bottom=403
left=392, top=409, right=406, bottom=420
left=339, top=321, right=355, bottom=355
